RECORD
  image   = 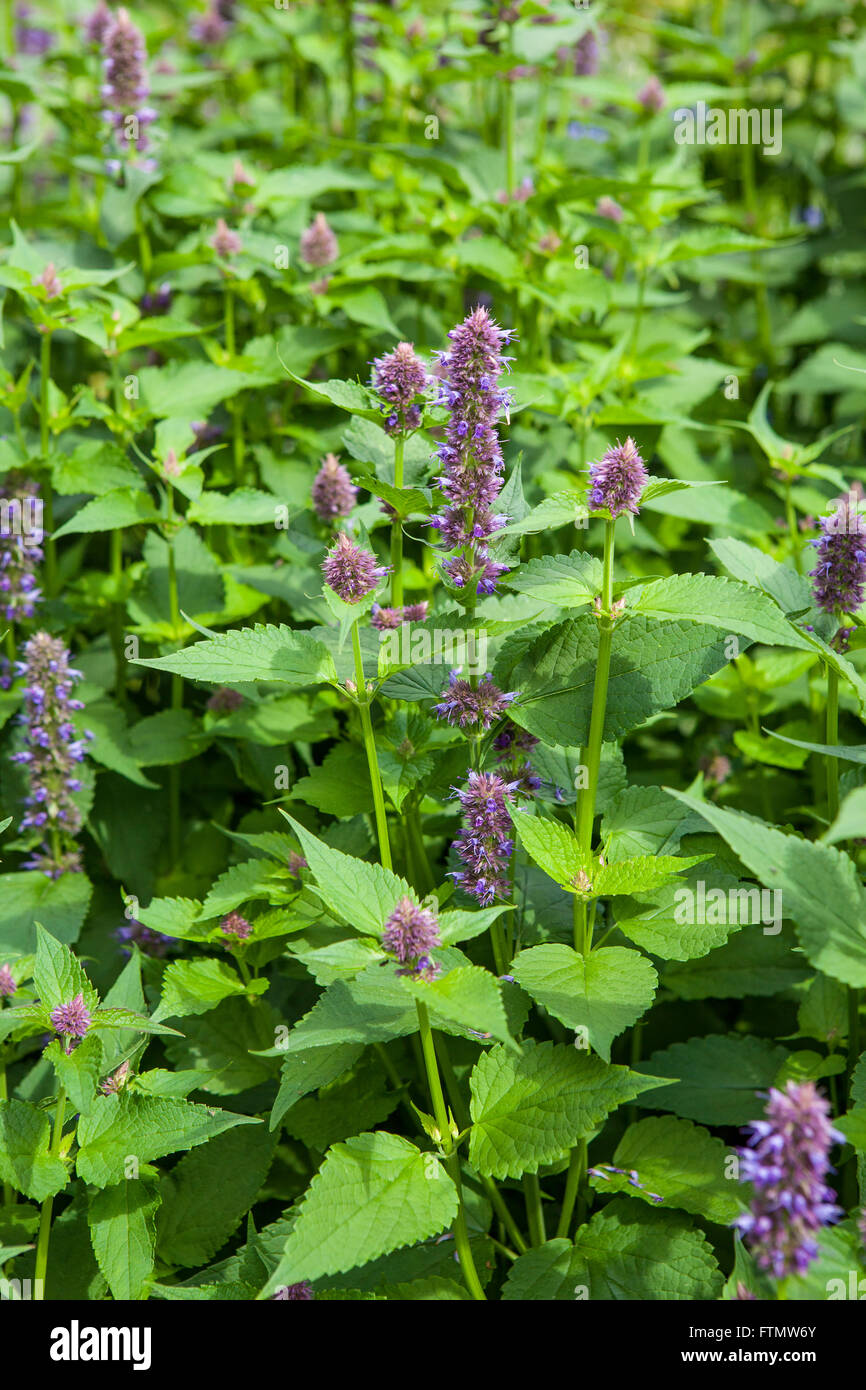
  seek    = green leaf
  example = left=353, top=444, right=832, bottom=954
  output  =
left=836, top=1108, right=866, bottom=1152
left=631, top=573, right=812, bottom=649
left=0, top=872, right=92, bottom=953
left=601, top=785, right=696, bottom=859
left=53, top=488, right=159, bottom=538
left=469, top=1041, right=667, bottom=1179
left=591, top=1116, right=742, bottom=1224
left=279, top=812, right=411, bottom=935
left=44, top=1036, right=103, bottom=1116
left=0, top=1100, right=68, bottom=1202
left=502, top=1202, right=723, bottom=1300
left=667, top=789, right=866, bottom=988
left=135, top=624, right=337, bottom=687
left=400, top=965, right=515, bottom=1049
left=708, top=535, right=817, bottom=616
left=75, top=1094, right=261, bottom=1187
left=504, top=551, right=602, bottom=608
left=507, top=615, right=734, bottom=746
left=797, top=975, right=848, bottom=1046
left=822, top=788, right=866, bottom=846
left=508, top=808, right=584, bottom=886
left=154, top=959, right=265, bottom=1022
left=512, top=945, right=658, bottom=1061
left=635, top=1035, right=789, bottom=1124
left=33, top=924, right=97, bottom=1013
left=282, top=1060, right=398, bottom=1151
left=187, top=488, right=280, bottom=525
left=593, top=854, right=703, bottom=897
left=199, top=859, right=295, bottom=918
left=663, top=925, right=810, bottom=1000
left=157, top=1125, right=277, bottom=1267
left=261, top=1132, right=458, bottom=1291
left=88, top=1178, right=161, bottom=1299
left=270, top=1044, right=364, bottom=1131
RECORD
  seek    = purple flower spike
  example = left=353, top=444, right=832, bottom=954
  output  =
left=322, top=532, right=389, bottom=604
left=83, top=1, right=112, bottom=46
left=274, top=1282, right=314, bottom=1300
left=101, top=8, right=157, bottom=168
left=588, top=437, right=648, bottom=518
left=50, top=993, right=92, bottom=1051
left=311, top=454, right=358, bottom=522
left=0, top=963, right=16, bottom=998
left=638, top=76, right=666, bottom=112
left=371, top=342, right=429, bottom=436
left=300, top=213, right=339, bottom=268
left=13, top=631, right=92, bottom=878
left=735, top=1081, right=844, bottom=1279
left=809, top=493, right=866, bottom=615
left=382, top=897, right=441, bottom=980
left=0, top=475, right=43, bottom=623
left=451, top=770, right=519, bottom=906
left=429, top=306, right=515, bottom=595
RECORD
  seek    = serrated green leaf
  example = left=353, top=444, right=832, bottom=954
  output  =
left=469, top=1041, right=666, bottom=1179
left=512, top=944, right=657, bottom=1060
left=135, top=624, right=337, bottom=687
left=0, top=1100, right=69, bottom=1202
left=88, top=1178, right=161, bottom=1299
left=261, top=1132, right=458, bottom=1291
left=157, top=1124, right=277, bottom=1267
left=593, top=1116, right=741, bottom=1224
left=635, top=1035, right=789, bottom=1124
left=75, top=1093, right=261, bottom=1187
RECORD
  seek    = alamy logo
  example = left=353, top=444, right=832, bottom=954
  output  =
left=0, top=496, right=43, bottom=546
left=674, top=100, right=782, bottom=156
left=49, top=1321, right=152, bottom=1371
left=673, top=881, right=782, bottom=935
left=379, top=626, right=488, bottom=676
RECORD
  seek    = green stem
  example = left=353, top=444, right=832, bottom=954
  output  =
left=416, top=1002, right=486, bottom=1300
left=573, top=519, right=616, bottom=954
left=391, top=434, right=405, bottom=607
left=224, top=286, right=244, bottom=482
left=33, top=1084, right=66, bottom=1299
left=0, top=1048, right=14, bottom=1205
left=167, top=488, right=182, bottom=862
left=342, top=0, right=357, bottom=138
left=40, top=333, right=56, bottom=594
left=504, top=67, right=515, bottom=197
left=351, top=620, right=392, bottom=869
left=405, top=799, right=435, bottom=895
left=523, top=1173, right=546, bottom=1247
left=826, top=664, right=839, bottom=823
left=556, top=1140, right=587, bottom=1238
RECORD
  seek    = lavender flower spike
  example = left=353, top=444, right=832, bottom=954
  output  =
left=809, top=492, right=866, bottom=615
left=0, top=476, right=43, bottom=623
left=429, top=306, right=515, bottom=595
left=451, top=770, right=519, bottom=906
left=371, top=342, right=429, bottom=436
left=382, top=896, right=441, bottom=980
left=735, top=1081, right=844, bottom=1279
left=322, top=532, right=389, bottom=603
left=311, top=454, right=357, bottom=522
left=211, top=218, right=242, bottom=259
left=11, top=631, right=93, bottom=878
left=101, top=8, right=157, bottom=168
left=0, top=963, right=16, bottom=998
left=588, top=437, right=648, bottom=519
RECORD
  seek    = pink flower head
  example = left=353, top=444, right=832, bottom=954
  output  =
left=638, top=76, right=666, bottom=112
left=0, top=963, right=16, bottom=998
left=50, top=992, right=92, bottom=1050
left=220, top=911, right=252, bottom=941
left=35, top=263, right=62, bottom=300
left=596, top=195, right=623, bottom=224
left=382, top=896, right=441, bottom=980
left=300, top=213, right=339, bottom=268
left=211, top=218, right=242, bottom=258
left=322, top=531, right=389, bottom=603
left=311, top=454, right=357, bottom=522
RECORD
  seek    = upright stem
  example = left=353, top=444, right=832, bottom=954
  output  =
left=167, top=487, right=182, bottom=862
left=33, top=1084, right=66, bottom=1299
left=523, top=1173, right=546, bottom=1246
left=557, top=1139, right=587, bottom=1238
left=504, top=71, right=515, bottom=197
left=391, top=434, right=405, bottom=608
left=351, top=620, right=392, bottom=869
left=826, top=664, right=839, bottom=823
left=0, top=1046, right=14, bottom=1205
left=224, top=285, right=244, bottom=482
left=341, top=0, right=357, bottom=138
left=573, top=519, right=616, bottom=954
left=40, top=333, right=56, bottom=594
left=415, top=1001, right=486, bottom=1301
